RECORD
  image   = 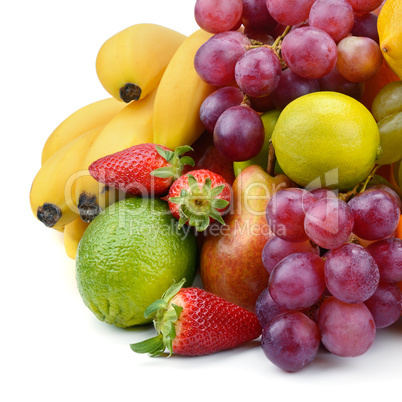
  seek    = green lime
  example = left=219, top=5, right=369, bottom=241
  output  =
left=233, top=109, right=283, bottom=176
left=272, top=92, right=381, bottom=190
left=76, top=197, right=198, bottom=328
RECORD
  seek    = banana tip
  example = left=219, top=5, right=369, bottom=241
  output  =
left=37, top=203, right=62, bottom=227
left=119, top=83, right=142, bottom=103
left=78, top=193, right=101, bottom=223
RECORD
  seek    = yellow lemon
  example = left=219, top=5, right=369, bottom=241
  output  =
left=378, top=0, right=402, bottom=79
left=271, top=92, right=381, bottom=191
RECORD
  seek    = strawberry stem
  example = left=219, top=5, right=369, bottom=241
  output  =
left=130, top=279, right=187, bottom=357
left=151, top=145, right=195, bottom=180
left=169, top=175, right=229, bottom=231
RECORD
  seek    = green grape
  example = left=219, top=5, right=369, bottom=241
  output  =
left=371, top=81, right=402, bottom=122
left=376, top=112, right=402, bottom=165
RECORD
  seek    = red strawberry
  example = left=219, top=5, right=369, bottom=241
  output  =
left=130, top=279, right=262, bottom=357
left=88, top=143, right=194, bottom=196
left=166, top=169, right=231, bottom=231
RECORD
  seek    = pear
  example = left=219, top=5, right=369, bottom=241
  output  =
left=200, top=164, right=293, bottom=312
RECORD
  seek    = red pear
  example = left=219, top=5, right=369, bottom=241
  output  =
left=200, top=164, right=293, bottom=312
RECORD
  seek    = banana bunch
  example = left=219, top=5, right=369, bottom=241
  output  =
left=96, top=23, right=186, bottom=102
left=153, top=28, right=215, bottom=149
left=30, top=23, right=216, bottom=260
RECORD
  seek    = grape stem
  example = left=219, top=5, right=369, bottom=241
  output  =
left=271, top=26, right=292, bottom=50
left=241, top=94, right=250, bottom=106
left=267, top=140, right=276, bottom=176
left=245, top=25, right=292, bottom=68
left=338, top=165, right=381, bottom=202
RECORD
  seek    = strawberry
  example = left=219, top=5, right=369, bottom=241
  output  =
left=88, top=143, right=194, bottom=196
left=166, top=169, right=232, bottom=231
left=130, top=279, right=262, bottom=357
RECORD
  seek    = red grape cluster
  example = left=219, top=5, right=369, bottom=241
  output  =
left=194, top=0, right=384, bottom=162
left=257, top=185, right=402, bottom=372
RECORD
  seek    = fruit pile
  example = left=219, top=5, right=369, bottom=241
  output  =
left=29, top=0, right=402, bottom=372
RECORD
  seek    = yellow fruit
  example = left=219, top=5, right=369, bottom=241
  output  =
left=76, top=198, right=198, bottom=328
left=378, top=0, right=402, bottom=79
left=41, top=98, right=125, bottom=165
left=73, top=88, right=156, bottom=222
left=153, top=29, right=215, bottom=149
left=64, top=218, right=89, bottom=259
left=96, top=24, right=186, bottom=102
left=30, top=126, right=103, bottom=230
left=271, top=92, right=381, bottom=191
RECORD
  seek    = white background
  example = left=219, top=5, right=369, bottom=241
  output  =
left=2, top=1, right=401, bottom=401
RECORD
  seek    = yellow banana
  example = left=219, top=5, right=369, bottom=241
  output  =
left=41, top=98, right=126, bottom=165
left=64, top=218, right=89, bottom=259
left=73, top=89, right=156, bottom=222
left=153, top=29, right=216, bottom=149
left=30, top=126, right=103, bottom=230
left=96, top=23, right=186, bottom=103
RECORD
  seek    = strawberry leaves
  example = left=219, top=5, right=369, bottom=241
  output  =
left=130, top=278, right=262, bottom=357
left=130, top=279, right=186, bottom=357
left=169, top=174, right=230, bottom=231
left=151, top=145, right=195, bottom=180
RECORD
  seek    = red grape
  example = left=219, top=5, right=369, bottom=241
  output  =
left=271, top=68, right=320, bottom=109
left=367, top=184, right=402, bottom=210
left=324, top=243, right=380, bottom=303
left=281, top=27, right=338, bottom=79
left=261, top=311, right=320, bottom=372
left=194, top=0, right=243, bottom=33
left=199, top=87, right=245, bottom=133
left=346, top=0, right=384, bottom=13
left=266, top=0, right=316, bottom=26
left=318, top=65, right=365, bottom=100
left=351, top=12, right=379, bottom=43
left=194, top=32, right=250, bottom=86
left=310, top=188, right=338, bottom=201
left=309, top=0, right=354, bottom=43
left=318, top=297, right=376, bottom=357
left=304, top=197, right=354, bottom=250
left=269, top=252, right=326, bottom=310
left=234, top=46, right=282, bottom=97
left=248, top=94, right=275, bottom=112
left=266, top=188, right=317, bottom=242
left=241, top=0, right=277, bottom=33
left=366, top=238, right=402, bottom=283
left=213, top=104, right=264, bottom=161
left=348, top=189, right=401, bottom=240
left=262, top=236, right=319, bottom=274
left=255, top=287, right=289, bottom=328
left=336, top=35, right=383, bottom=82
left=364, top=282, right=402, bottom=328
